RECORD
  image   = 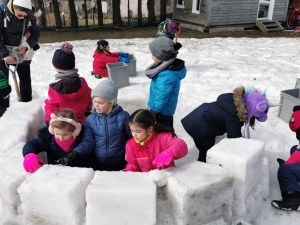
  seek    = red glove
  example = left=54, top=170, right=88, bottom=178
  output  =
left=23, top=153, right=44, bottom=173
left=152, top=149, right=176, bottom=169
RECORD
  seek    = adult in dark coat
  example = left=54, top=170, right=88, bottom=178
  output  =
left=0, top=0, right=40, bottom=102
left=181, top=86, right=271, bottom=162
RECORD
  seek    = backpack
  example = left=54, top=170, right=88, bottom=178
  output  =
left=157, top=18, right=179, bottom=40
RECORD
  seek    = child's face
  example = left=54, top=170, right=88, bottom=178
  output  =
left=53, top=127, right=73, bottom=141
left=105, top=45, right=110, bottom=51
left=93, top=96, right=113, bottom=115
left=152, top=55, right=163, bottom=64
left=129, top=123, right=153, bottom=142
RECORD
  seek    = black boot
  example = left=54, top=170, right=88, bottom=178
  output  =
left=271, top=191, right=300, bottom=211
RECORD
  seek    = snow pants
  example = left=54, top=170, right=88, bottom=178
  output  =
left=278, top=164, right=300, bottom=195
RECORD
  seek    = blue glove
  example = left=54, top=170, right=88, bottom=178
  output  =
left=120, top=52, right=129, bottom=57
left=119, top=56, right=130, bottom=63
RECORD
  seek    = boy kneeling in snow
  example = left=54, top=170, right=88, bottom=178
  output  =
left=272, top=106, right=300, bottom=211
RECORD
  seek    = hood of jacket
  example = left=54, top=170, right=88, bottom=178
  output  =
left=217, top=86, right=247, bottom=122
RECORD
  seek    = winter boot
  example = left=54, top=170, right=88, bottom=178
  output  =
left=0, top=105, right=6, bottom=117
left=271, top=191, right=300, bottom=211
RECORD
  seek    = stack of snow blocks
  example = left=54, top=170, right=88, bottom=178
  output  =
left=207, top=138, right=266, bottom=224
left=86, top=171, right=156, bottom=225
left=18, top=165, right=95, bottom=225
left=127, top=54, right=137, bottom=77
left=161, top=161, right=234, bottom=225
left=106, top=62, right=130, bottom=88
left=0, top=102, right=45, bottom=223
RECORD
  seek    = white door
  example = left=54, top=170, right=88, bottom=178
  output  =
left=257, top=0, right=275, bottom=20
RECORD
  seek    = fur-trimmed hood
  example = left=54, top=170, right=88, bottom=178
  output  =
left=233, top=86, right=248, bottom=122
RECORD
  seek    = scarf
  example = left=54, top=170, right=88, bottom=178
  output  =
left=145, top=57, right=176, bottom=79
left=50, top=77, right=82, bottom=94
left=55, top=137, right=76, bottom=153
left=135, top=132, right=152, bottom=146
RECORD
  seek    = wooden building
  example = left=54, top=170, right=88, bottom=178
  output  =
left=173, top=0, right=289, bottom=32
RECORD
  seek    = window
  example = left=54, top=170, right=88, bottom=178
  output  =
left=177, top=0, right=185, bottom=9
left=192, top=0, right=201, bottom=14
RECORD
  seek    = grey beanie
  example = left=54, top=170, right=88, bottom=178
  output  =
left=149, top=36, right=178, bottom=61
left=91, top=79, right=118, bottom=105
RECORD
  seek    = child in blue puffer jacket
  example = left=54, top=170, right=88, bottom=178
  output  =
left=146, top=36, right=186, bottom=130
left=60, top=79, right=130, bottom=171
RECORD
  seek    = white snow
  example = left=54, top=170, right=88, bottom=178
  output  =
left=0, top=37, right=300, bottom=224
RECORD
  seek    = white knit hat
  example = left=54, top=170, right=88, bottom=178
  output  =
left=13, top=0, right=32, bottom=10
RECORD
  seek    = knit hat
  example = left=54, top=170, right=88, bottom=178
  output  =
left=243, top=88, right=269, bottom=124
left=289, top=110, right=300, bottom=133
left=97, top=40, right=109, bottom=52
left=52, top=42, right=75, bottom=72
left=91, top=79, right=118, bottom=105
left=13, top=0, right=32, bottom=10
left=166, top=22, right=178, bottom=34
left=0, top=71, right=11, bottom=97
left=149, top=36, right=182, bottom=61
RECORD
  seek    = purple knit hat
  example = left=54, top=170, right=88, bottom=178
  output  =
left=243, top=88, right=269, bottom=138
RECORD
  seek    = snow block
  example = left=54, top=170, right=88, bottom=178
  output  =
left=162, top=161, right=234, bottom=225
left=0, top=148, right=27, bottom=216
left=117, top=89, right=148, bottom=115
left=18, top=165, right=94, bottom=225
left=207, top=138, right=265, bottom=223
left=0, top=102, right=44, bottom=151
left=86, top=171, right=156, bottom=225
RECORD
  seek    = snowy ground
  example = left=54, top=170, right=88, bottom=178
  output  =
left=0, top=37, right=300, bottom=224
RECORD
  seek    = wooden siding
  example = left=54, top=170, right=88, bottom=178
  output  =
left=173, top=0, right=289, bottom=27
left=209, top=0, right=259, bottom=26
left=272, top=0, right=289, bottom=21
left=173, top=0, right=208, bottom=26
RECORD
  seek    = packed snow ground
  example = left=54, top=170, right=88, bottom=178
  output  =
left=0, top=37, right=300, bottom=224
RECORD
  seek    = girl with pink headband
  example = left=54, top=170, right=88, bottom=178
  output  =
left=22, top=109, right=86, bottom=173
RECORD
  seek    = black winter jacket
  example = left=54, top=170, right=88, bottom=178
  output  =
left=0, top=3, right=40, bottom=59
left=181, top=93, right=244, bottom=148
left=22, top=127, right=86, bottom=167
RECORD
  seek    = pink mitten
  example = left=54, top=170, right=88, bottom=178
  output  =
left=152, top=149, right=176, bottom=169
left=23, top=153, right=44, bottom=173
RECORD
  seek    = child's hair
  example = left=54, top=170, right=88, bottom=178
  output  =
left=128, top=109, right=177, bottom=137
left=49, top=109, right=82, bottom=137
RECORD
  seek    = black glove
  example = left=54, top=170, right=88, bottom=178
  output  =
left=277, top=158, right=285, bottom=166
left=150, top=110, right=160, bottom=122
left=33, top=44, right=40, bottom=51
left=55, top=150, right=78, bottom=166
left=293, top=105, right=300, bottom=112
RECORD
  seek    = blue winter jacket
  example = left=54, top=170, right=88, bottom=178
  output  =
left=73, top=104, right=130, bottom=165
left=147, top=59, right=186, bottom=116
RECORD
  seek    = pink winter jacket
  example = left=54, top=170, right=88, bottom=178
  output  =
left=124, top=131, right=188, bottom=172
left=92, top=50, right=120, bottom=77
left=44, top=77, right=92, bottom=124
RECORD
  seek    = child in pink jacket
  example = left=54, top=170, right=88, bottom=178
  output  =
left=44, top=42, right=92, bottom=124
left=92, top=40, right=129, bottom=78
left=124, top=109, right=188, bottom=172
